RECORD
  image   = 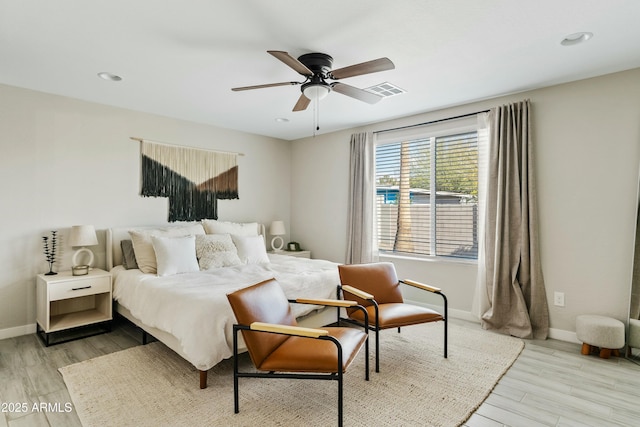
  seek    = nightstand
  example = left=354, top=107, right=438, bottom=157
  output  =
left=269, top=250, right=311, bottom=258
left=36, top=268, right=113, bottom=346
left=283, top=250, right=311, bottom=259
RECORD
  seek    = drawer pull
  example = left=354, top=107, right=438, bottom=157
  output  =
left=71, top=286, right=92, bottom=291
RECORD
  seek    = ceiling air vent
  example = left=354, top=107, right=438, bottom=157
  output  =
left=364, top=82, right=406, bottom=98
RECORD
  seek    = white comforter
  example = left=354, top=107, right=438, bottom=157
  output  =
left=112, top=254, right=339, bottom=370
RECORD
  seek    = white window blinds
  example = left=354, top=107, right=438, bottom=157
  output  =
left=374, top=116, right=479, bottom=260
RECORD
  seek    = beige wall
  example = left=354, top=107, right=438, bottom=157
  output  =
left=2, top=68, right=640, bottom=340
left=0, top=84, right=291, bottom=336
left=291, top=68, right=640, bottom=338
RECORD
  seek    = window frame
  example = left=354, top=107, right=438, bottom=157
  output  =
left=374, top=117, right=480, bottom=262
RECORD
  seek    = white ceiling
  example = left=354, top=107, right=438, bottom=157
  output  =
left=2, top=0, right=640, bottom=141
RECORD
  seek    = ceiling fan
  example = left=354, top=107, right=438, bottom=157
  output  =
left=231, top=50, right=395, bottom=112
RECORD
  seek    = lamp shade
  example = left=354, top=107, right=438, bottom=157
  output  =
left=269, top=221, right=286, bottom=236
left=69, top=225, right=98, bottom=247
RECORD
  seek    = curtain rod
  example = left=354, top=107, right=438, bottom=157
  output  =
left=373, top=109, right=490, bottom=135
left=130, top=137, right=245, bottom=156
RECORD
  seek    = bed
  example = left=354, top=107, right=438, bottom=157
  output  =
left=106, top=221, right=340, bottom=389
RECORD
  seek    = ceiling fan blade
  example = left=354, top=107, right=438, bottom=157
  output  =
left=268, top=50, right=313, bottom=76
left=231, top=81, right=300, bottom=91
left=331, top=82, right=382, bottom=104
left=330, top=57, right=395, bottom=80
left=292, top=93, right=311, bottom=111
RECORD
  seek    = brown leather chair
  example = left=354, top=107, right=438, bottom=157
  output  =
left=338, top=262, right=447, bottom=373
left=226, top=278, right=369, bottom=427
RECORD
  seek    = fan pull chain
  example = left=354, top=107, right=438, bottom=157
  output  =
left=313, top=96, right=320, bottom=137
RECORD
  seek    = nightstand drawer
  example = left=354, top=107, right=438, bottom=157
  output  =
left=49, top=275, right=111, bottom=301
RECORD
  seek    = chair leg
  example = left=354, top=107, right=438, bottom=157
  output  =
left=233, top=368, right=239, bottom=413
left=334, top=338, right=344, bottom=427
left=338, top=369, right=343, bottom=427
left=375, top=328, right=380, bottom=373
left=444, top=317, right=448, bottom=359
left=365, top=336, right=369, bottom=381
left=373, top=302, right=380, bottom=373
left=233, top=328, right=240, bottom=414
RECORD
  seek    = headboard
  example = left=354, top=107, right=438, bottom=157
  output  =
left=106, top=222, right=266, bottom=271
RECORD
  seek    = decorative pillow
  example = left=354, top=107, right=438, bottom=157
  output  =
left=232, top=234, right=269, bottom=264
left=120, top=240, right=139, bottom=270
left=195, top=234, right=242, bottom=270
left=202, top=219, right=259, bottom=236
left=129, top=224, right=206, bottom=274
left=151, top=235, right=199, bottom=277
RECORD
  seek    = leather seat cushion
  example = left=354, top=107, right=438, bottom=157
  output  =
left=350, top=303, right=443, bottom=329
left=258, top=327, right=367, bottom=373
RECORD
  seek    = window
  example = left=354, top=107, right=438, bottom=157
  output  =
left=375, top=118, right=479, bottom=260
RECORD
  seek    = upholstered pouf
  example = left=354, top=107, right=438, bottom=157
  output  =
left=576, top=315, right=625, bottom=359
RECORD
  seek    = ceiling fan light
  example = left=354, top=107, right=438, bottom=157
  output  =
left=303, top=84, right=330, bottom=101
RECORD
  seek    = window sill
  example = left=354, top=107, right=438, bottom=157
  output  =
left=378, top=252, right=478, bottom=266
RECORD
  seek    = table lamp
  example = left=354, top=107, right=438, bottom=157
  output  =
left=69, top=225, right=98, bottom=275
left=269, top=221, right=286, bottom=252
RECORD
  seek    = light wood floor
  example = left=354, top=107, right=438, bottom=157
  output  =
left=1, top=318, right=639, bottom=427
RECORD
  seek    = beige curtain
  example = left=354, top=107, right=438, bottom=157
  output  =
left=475, top=100, right=549, bottom=339
left=472, top=113, right=491, bottom=319
left=631, top=207, right=640, bottom=320
left=346, top=132, right=378, bottom=264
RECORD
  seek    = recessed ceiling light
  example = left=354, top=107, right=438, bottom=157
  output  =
left=275, top=118, right=289, bottom=123
left=97, top=72, right=122, bottom=81
left=561, top=32, right=593, bottom=46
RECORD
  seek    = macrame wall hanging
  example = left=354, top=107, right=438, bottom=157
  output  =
left=136, top=138, right=239, bottom=222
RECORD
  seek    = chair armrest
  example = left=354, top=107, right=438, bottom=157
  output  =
left=250, top=322, right=329, bottom=338
left=401, top=279, right=442, bottom=293
left=341, top=285, right=374, bottom=300
left=294, top=298, right=359, bottom=308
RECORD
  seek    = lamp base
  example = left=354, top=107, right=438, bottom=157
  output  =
left=271, top=236, right=284, bottom=252
left=72, top=265, right=90, bottom=276
left=72, top=247, right=94, bottom=270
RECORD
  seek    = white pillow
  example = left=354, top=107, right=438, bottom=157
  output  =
left=202, top=219, right=259, bottom=236
left=195, top=234, right=242, bottom=270
left=129, top=224, right=206, bottom=274
left=232, top=234, right=269, bottom=264
left=151, top=235, right=200, bottom=276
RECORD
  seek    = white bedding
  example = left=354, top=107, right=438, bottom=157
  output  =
left=112, top=253, right=339, bottom=371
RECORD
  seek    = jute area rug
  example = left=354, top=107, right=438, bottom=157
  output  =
left=60, top=323, right=523, bottom=427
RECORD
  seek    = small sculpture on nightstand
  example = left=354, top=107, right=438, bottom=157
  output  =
left=42, top=230, right=58, bottom=276
left=287, top=242, right=301, bottom=251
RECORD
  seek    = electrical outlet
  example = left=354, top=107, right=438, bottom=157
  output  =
left=554, top=292, right=565, bottom=307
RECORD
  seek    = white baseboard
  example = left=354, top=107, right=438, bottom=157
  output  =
left=447, top=308, right=481, bottom=323
left=0, top=323, right=37, bottom=340
left=548, top=327, right=580, bottom=344
left=404, top=298, right=579, bottom=344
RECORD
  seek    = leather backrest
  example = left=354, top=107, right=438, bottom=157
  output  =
left=227, top=278, right=297, bottom=367
left=338, top=262, right=404, bottom=312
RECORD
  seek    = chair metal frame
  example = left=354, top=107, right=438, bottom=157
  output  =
left=338, top=279, right=448, bottom=373
left=231, top=299, right=369, bottom=427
